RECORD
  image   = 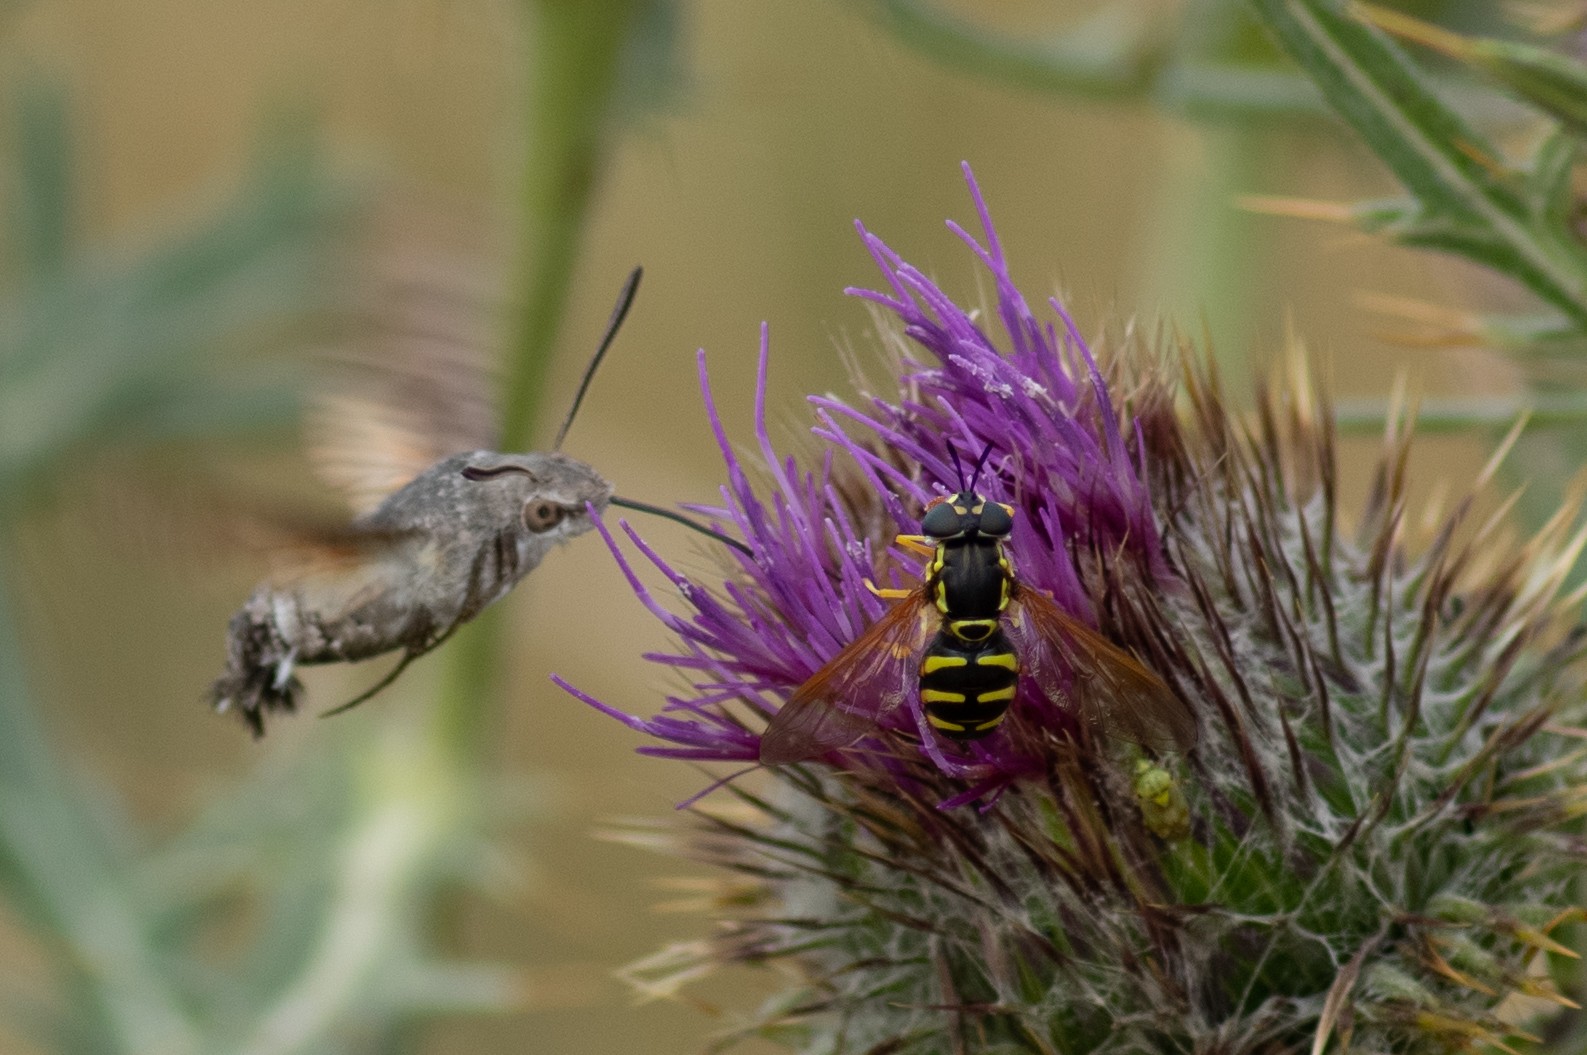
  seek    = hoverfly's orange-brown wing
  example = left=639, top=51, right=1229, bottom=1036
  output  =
left=1007, top=585, right=1197, bottom=753
left=307, top=211, right=502, bottom=517
left=759, top=589, right=936, bottom=765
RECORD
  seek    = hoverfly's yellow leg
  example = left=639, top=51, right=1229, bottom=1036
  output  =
left=863, top=534, right=934, bottom=598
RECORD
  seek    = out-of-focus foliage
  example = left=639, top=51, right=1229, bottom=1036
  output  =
left=853, top=0, right=1533, bottom=117
left=856, top=0, right=1587, bottom=410
left=0, top=83, right=349, bottom=504
left=1250, top=0, right=1587, bottom=337
left=0, top=84, right=530, bottom=1055
left=1240, top=0, right=1587, bottom=536
left=0, top=0, right=662, bottom=1050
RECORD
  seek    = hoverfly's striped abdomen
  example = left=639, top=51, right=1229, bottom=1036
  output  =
left=918, top=628, right=1020, bottom=738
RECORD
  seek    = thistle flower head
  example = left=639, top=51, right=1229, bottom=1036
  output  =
left=564, top=166, right=1587, bottom=1053
left=568, top=166, right=1172, bottom=791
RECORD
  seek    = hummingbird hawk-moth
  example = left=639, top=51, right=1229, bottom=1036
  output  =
left=210, top=257, right=743, bottom=736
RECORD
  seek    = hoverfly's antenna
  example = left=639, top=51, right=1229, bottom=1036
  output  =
left=552, top=266, right=643, bottom=452
left=945, top=440, right=996, bottom=495
left=461, top=464, right=751, bottom=557
left=968, top=442, right=996, bottom=493
left=946, top=441, right=967, bottom=494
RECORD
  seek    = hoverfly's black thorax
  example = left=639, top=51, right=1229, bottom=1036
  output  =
left=918, top=489, right=1020, bottom=739
left=924, top=490, right=1016, bottom=634
left=936, top=538, right=1009, bottom=625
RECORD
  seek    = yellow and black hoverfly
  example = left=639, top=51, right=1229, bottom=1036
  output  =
left=758, top=450, right=1197, bottom=765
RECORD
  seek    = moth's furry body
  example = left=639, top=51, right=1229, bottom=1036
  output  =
left=211, top=450, right=611, bottom=735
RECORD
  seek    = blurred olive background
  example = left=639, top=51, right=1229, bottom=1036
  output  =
left=0, top=0, right=1524, bottom=1053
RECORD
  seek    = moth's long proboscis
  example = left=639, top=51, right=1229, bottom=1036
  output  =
left=609, top=496, right=753, bottom=557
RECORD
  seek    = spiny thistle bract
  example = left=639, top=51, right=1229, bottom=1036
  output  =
left=562, top=166, right=1587, bottom=1053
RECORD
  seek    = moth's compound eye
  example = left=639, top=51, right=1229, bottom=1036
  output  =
left=523, top=501, right=568, bottom=532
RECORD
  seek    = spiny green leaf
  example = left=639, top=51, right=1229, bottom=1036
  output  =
left=1357, top=3, right=1587, bottom=139
left=1252, top=0, right=1517, bottom=214
left=1246, top=0, right=1587, bottom=324
left=1528, top=129, right=1581, bottom=228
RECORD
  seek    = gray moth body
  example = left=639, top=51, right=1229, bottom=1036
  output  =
left=211, top=450, right=613, bottom=736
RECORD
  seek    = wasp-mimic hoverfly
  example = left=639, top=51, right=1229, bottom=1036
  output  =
left=758, top=448, right=1196, bottom=764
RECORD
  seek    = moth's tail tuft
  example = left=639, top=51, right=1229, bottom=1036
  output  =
left=210, top=606, right=302, bottom=738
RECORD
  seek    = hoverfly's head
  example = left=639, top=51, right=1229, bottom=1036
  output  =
left=920, top=491, right=1015, bottom=541
left=460, top=451, right=614, bottom=541
left=925, top=441, right=1010, bottom=540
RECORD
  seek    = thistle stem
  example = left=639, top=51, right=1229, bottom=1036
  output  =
left=431, top=0, right=643, bottom=759
left=1334, top=393, right=1587, bottom=433
left=498, top=0, right=642, bottom=454
left=870, top=0, right=1152, bottom=97
left=1135, top=120, right=1277, bottom=389
left=430, top=609, right=505, bottom=764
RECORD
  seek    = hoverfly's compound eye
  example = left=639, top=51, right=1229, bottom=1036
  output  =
left=920, top=501, right=963, bottom=539
left=978, top=502, right=1014, bottom=538
left=523, top=501, right=568, bottom=532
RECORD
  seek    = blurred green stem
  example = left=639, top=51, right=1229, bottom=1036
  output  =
left=430, top=608, right=505, bottom=764
left=1333, top=392, right=1587, bottom=433
left=432, top=0, right=643, bottom=760
left=499, top=0, right=642, bottom=452
left=0, top=542, right=202, bottom=1055
left=412, top=5, right=646, bottom=1028
left=1136, top=120, right=1275, bottom=388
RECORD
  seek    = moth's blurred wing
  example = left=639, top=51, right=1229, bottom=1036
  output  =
left=1006, top=585, right=1197, bottom=753
left=100, top=468, right=411, bottom=601
left=307, top=225, right=501, bottom=517
left=262, top=522, right=415, bottom=611
left=759, top=590, right=936, bottom=765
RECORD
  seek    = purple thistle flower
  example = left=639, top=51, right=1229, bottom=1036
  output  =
left=558, top=163, right=1174, bottom=789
